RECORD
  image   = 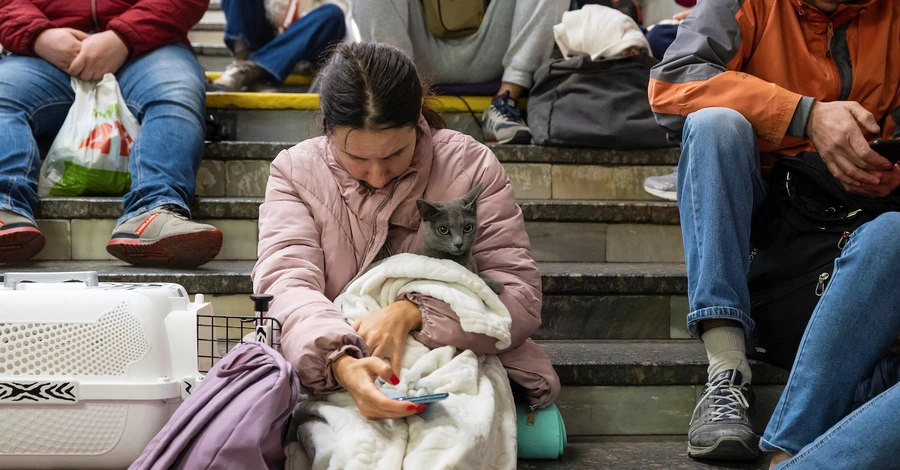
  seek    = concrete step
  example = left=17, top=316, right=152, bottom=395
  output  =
left=27, top=198, right=682, bottom=262
left=0, top=260, right=694, bottom=338
left=517, top=436, right=770, bottom=469
left=197, top=145, right=677, bottom=201
left=200, top=142, right=678, bottom=201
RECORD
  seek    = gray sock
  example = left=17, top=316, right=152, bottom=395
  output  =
left=701, top=326, right=752, bottom=384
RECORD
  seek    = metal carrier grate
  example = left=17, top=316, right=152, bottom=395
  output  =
left=195, top=314, right=282, bottom=374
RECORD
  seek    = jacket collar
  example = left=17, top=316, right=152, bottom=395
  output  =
left=794, top=0, right=874, bottom=27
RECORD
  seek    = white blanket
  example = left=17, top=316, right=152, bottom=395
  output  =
left=287, top=254, right=517, bottom=470
left=554, top=5, right=651, bottom=59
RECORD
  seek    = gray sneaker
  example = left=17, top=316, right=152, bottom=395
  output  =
left=643, top=168, right=678, bottom=201
left=688, top=369, right=760, bottom=461
left=0, top=210, right=44, bottom=263
left=213, top=60, right=269, bottom=92
left=106, top=205, right=222, bottom=268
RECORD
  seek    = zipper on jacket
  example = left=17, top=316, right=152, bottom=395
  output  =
left=91, top=0, right=100, bottom=32
left=361, top=179, right=403, bottom=269
left=826, top=22, right=834, bottom=55
left=815, top=272, right=830, bottom=296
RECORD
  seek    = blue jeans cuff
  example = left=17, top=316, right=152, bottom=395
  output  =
left=686, top=306, right=755, bottom=339
left=119, top=199, right=191, bottom=226
left=0, top=204, right=35, bottom=223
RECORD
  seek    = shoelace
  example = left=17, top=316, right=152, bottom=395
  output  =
left=492, top=91, right=522, bottom=123
left=693, top=381, right=750, bottom=422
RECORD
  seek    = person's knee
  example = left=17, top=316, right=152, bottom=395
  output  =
left=685, top=108, right=752, bottom=138
left=317, top=3, right=345, bottom=23
left=852, top=213, right=900, bottom=264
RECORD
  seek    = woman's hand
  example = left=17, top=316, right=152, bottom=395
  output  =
left=331, top=355, right=425, bottom=420
left=34, top=28, right=88, bottom=72
left=68, top=31, right=129, bottom=81
left=353, top=300, right=423, bottom=377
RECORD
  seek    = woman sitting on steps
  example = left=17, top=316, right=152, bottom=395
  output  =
left=251, top=42, right=560, bottom=468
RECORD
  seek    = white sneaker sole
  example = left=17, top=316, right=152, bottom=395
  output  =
left=644, top=186, right=677, bottom=201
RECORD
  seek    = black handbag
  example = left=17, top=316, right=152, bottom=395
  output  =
left=746, top=152, right=900, bottom=370
left=527, top=52, right=673, bottom=149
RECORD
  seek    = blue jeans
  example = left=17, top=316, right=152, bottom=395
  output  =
left=221, top=1, right=345, bottom=81
left=760, top=213, right=900, bottom=468
left=678, top=107, right=767, bottom=339
left=681, top=107, right=900, bottom=466
left=0, top=43, right=206, bottom=225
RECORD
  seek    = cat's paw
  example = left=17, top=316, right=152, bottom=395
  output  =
left=484, top=277, right=504, bottom=295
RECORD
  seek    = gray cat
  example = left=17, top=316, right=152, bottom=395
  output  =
left=416, top=184, right=504, bottom=295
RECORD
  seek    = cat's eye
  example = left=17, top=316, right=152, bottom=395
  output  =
left=438, top=226, right=450, bottom=235
left=463, top=224, right=474, bottom=233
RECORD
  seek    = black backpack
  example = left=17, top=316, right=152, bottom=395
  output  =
left=746, top=152, right=900, bottom=369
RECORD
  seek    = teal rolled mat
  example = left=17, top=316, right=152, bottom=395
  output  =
left=516, top=403, right=567, bottom=459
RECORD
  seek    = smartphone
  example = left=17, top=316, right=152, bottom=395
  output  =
left=394, top=393, right=449, bottom=405
left=870, top=140, right=900, bottom=164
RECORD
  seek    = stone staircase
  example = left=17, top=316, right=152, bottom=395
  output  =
left=0, top=3, right=781, bottom=468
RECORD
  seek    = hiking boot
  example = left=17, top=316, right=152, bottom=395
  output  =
left=106, top=205, right=222, bottom=268
left=0, top=210, right=45, bottom=263
left=482, top=91, right=532, bottom=144
left=688, top=369, right=760, bottom=461
left=213, top=60, right=269, bottom=92
left=643, top=167, right=678, bottom=201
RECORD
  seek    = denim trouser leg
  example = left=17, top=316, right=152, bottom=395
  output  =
left=678, top=107, right=767, bottom=339
left=115, top=44, right=206, bottom=225
left=250, top=5, right=346, bottom=81
left=0, top=56, right=75, bottom=221
left=761, top=213, right=900, bottom=468
left=221, top=0, right=277, bottom=51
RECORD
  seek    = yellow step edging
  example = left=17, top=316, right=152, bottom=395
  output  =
left=205, top=72, right=313, bottom=86
left=205, top=92, right=507, bottom=113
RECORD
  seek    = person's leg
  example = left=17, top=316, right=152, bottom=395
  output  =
left=0, top=55, right=74, bottom=262
left=499, top=0, right=569, bottom=93
left=767, top=382, right=900, bottom=470
left=110, top=44, right=222, bottom=268
left=679, top=107, right=767, bottom=460
left=761, top=213, right=900, bottom=465
left=220, top=0, right=277, bottom=53
left=250, top=4, right=346, bottom=82
left=646, top=23, right=681, bottom=60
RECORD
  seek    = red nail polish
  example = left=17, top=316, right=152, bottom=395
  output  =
left=416, top=405, right=426, bottom=412
left=390, top=375, right=400, bottom=385
left=407, top=405, right=417, bottom=411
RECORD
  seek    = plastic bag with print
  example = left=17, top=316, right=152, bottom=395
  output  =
left=38, top=73, right=140, bottom=196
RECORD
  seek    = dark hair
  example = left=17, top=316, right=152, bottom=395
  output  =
left=319, top=42, right=445, bottom=134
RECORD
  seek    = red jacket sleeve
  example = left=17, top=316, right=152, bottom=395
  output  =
left=0, top=0, right=54, bottom=55
left=106, top=0, right=209, bottom=57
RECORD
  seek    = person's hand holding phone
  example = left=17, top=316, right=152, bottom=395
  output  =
left=332, top=355, right=425, bottom=420
left=806, top=101, right=892, bottom=191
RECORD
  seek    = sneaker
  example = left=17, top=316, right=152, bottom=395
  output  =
left=213, top=60, right=268, bottom=92
left=0, top=210, right=45, bottom=263
left=106, top=205, right=223, bottom=268
left=688, top=369, right=760, bottom=461
left=482, top=91, right=532, bottom=145
left=643, top=168, right=678, bottom=201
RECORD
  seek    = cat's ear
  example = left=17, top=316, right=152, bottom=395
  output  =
left=416, top=199, right=442, bottom=221
left=462, top=183, right=483, bottom=210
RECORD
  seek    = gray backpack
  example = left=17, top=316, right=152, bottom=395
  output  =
left=527, top=52, right=673, bottom=149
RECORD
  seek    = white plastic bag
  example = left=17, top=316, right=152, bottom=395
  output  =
left=38, top=73, right=140, bottom=196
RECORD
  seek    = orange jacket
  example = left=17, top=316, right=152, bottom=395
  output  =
left=649, top=0, right=900, bottom=166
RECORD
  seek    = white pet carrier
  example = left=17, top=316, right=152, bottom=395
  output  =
left=0, top=271, right=209, bottom=469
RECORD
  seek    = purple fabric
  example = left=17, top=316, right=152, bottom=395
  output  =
left=129, top=342, right=300, bottom=470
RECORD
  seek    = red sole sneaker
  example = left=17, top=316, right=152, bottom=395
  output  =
left=0, top=227, right=46, bottom=263
left=106, top=229, right=223, bottom=269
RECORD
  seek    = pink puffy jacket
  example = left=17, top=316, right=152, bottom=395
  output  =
left=252, top=118, right=560, bottom=409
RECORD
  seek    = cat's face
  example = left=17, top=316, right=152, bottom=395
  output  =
left=417, top=184, right=482, bottom=256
